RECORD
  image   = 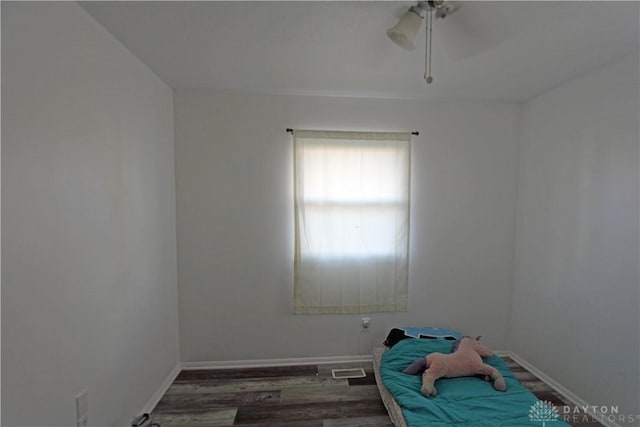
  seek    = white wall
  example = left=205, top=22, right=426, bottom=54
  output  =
left=510, top=53, right=640, bottom=422
left=2, top=3, right=179, bottom=426
left=174, top=90, right=520, bottom=362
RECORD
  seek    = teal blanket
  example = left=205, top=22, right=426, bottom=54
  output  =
left=380, top=339, right=569, bottom=426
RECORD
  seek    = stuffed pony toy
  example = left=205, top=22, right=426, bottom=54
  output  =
left=403, top=336, right=507, bottom=397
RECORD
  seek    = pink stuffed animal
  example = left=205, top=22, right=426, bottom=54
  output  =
left=421, top=336, right=507, bottom=397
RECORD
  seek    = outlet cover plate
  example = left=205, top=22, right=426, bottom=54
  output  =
left=75, top=389, right=88, bottom=420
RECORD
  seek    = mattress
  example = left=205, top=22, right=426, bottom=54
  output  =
left=374, top=339, right=570, bottom=427
left=373, top=346, right=407, bottom=427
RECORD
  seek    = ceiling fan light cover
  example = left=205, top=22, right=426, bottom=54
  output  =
left=387, top=9, right=423, bottom=51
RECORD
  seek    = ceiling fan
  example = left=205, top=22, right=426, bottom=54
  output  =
left=387, top=0, right=461, bottom=85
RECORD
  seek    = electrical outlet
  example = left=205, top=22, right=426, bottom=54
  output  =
left=75, top=389, right=88, bottom=427
left=361, top=317, right=371, bottom=329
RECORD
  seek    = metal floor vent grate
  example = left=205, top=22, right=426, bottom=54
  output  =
left=331, top=368, right=366, bottom=379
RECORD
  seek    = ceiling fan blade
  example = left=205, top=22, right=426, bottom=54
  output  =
left=434, top=1, right=513, bottom=60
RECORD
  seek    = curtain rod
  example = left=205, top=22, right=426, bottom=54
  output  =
left=286, top=128, right=419, bottom=136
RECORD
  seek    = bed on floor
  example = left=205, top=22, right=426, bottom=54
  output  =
left=373, top=329, right=570, bottom=427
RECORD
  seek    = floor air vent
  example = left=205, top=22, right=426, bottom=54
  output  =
left=331, top=368, right=366, bottom=379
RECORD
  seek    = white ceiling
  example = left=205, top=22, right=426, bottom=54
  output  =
left=80, top=1, right=639, bottom=102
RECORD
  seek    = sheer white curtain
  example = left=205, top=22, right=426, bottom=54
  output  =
left=293, top=130, right=411, bottom=314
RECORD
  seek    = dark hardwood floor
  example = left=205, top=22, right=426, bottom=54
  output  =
left=150, top=357, right=603, bottom=427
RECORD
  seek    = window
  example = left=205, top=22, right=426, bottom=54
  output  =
left=293, top=130, right=411, bottom=314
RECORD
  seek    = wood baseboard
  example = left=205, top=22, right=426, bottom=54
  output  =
left=181, top=354, right=374, bottom=370
left=139, top=363, right=181, bottom=416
